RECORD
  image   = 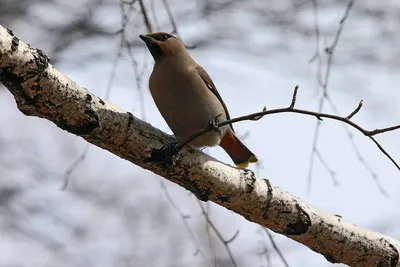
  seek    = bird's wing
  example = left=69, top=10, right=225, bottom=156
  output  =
left=196, top=64, right=234, bottom=132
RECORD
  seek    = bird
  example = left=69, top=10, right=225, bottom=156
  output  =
left=139, top=32, right=258, bottom=168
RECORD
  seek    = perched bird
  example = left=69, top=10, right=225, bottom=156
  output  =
left=140, top=32, right=258, bottom=168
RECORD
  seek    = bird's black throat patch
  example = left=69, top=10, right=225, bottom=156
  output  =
left=145, top=42, right=163, bottom=60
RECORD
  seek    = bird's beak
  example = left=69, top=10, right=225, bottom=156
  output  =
left=139, top=34, right=153, bottom=44
left=139, top=34, right=162, bottom=60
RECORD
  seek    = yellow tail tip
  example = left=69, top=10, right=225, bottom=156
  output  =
left=235, top=155, right=258, bottom=169
left=249, top=155, right=258, bottom=163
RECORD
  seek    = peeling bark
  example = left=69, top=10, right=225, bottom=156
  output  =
left=0, top=25, right=399, bottom=267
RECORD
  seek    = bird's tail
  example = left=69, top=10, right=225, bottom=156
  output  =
left=219, top=130, right=258, bottom=168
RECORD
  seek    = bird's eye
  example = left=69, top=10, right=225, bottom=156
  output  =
left=156, top=35, right=170, bottom=41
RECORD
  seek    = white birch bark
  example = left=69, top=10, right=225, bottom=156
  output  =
left=0, top=25, right=399, bottom=267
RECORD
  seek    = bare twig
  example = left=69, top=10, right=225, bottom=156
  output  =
left=263, top=228, right=290, bottom=267
left=119, top=0, right=148, bottom=119
left=176, top=85, right=400, bottom=171
left=256, top=229, right=272, bottom=267
left=204, top=202, right=217, bottom=267
left=124, top=41, right=147, bottom=120
left=149, top=0, right=160, bottom=31
left=197, top=200, right=239, bottom=267
left=322, top=0, right=354, bottom=90
left=138, top=0, right=153, bottom=33
left=61, top=0, right=134, bottom=189
left=162, top=0, right=179, bottom=36
left=314, top=149, right=339, bottom=186
left=347, top=100, right=363, bottom=120
left=309, top=0, right=323, bottom=89
left=160, top=181, right=211, bottom=266
left=122, top=0, right=138, bottom=4
left=225, top=229, right=239, bottom=244
left=345, top=132, right=388, bottom=196
left=252, top=106, right=267, bottom=121
left=160, top=0, right=198, bottom=49
left=307, top=0, right=379, bottom=194
left=326, top=96, right=387, bottom=194
left=289, top=85, right=299, bottom=109
left=61, top=145, right=90, bottom=190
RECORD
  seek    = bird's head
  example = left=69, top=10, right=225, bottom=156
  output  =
left=139, top=32, right=184, bottom=60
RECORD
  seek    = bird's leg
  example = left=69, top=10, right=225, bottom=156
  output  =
left=208, top=120, right=219, bottom=132
left=209, top=113, right=223, bottom=132
left=150, top=113, right=224, bottom=164
left=150, top=113, right=225, bottom=165
left=174, top=113, right=224, bottom=151
left=148, top=140, right=180, bottom=166
left=166, top=140, right=180, bottom=156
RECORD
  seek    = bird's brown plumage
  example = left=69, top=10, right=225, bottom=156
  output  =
left=140, top=32, right=258, bottom=168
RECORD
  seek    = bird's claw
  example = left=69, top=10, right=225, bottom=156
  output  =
left=149, top=141, right=180, bottom=165
left=208, top=119, right=220, bottom=132
left=165, top=141, right=180, bottom=156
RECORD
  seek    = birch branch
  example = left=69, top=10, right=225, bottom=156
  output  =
left=0, top=25, right=399, bottom=267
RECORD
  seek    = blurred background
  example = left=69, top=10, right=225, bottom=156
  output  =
left=1, top=0, right=400, bottom=266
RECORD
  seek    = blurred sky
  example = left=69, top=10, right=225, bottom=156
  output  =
left=0, top=0, right=400, bottom=266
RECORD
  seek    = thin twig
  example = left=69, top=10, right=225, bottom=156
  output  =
left=160, top=0, right=197, bottom=49
left=138, top=0, right=153, bottom=33
left=61, top=145, right=90, bottom=190
left=325, top=94, right=385, bottom=194
left=322, top=0, right=354, bottom=91
left=289, top=85, right=299, bottom=109
left=162, top=0, right=179, bottom=36
left=176, top=85, right=400, bottom=171
left=314, top=149, right=339, bottom=186
left=225, top=230, right=240, bottom=244
left=125, top=40, right=147, bottom=120
left=308, top=0, right=361, bottom=193
left=205, top=202, right=217, bottom=267
left=149, top=0, right=160, bottom=31
left=197, top=200, right=239, bottom=267
left=309, top=0, right=323, bottom=91
left=61, top=0, right=133, bottom=189
left=119, top=0, right=148, bottom=119
left=122, top=0, right=138, bottom=4
left=256, top=228, right=271, bottom=267
left=160, top=181, right=211, bottom=266
left=345, top=132, right=388, bottom=195
left=263, top=228, right=290, bottom=267
left=347, top=100, right=363, bottom=120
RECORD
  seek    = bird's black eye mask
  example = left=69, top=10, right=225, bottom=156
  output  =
left=145, top=41, right=163, bottom=60
left=139, top=33, right=176, bottom=60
